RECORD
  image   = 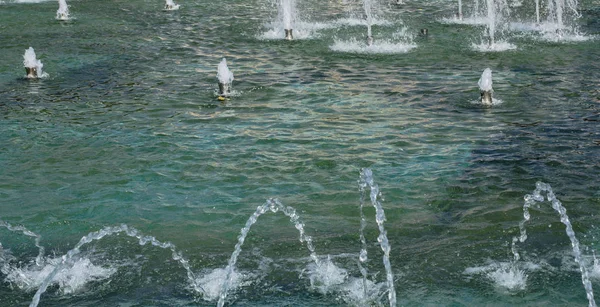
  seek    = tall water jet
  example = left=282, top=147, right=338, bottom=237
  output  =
left=485, top=0, right=497, bottom=46
left=535, top=0, right=541, bottom=23
left=217, top=58, right=234, bottom=98
left=164, top=0, right=180, bottom=11
left=478, top=68, right=493, bottom=105
left=457, top=0, right=464, bottom=20
left=363, top=0, right=374, bottom=46
left=513, top=182, right=596, bottom=307
left=56, top=0, right=69, bottom=21
left=29, top=225, right=196, bottom=307
left=23, top=47, right=46, bottom=79
left=281, top=0, right=295, bottom=40
left=358, top=168, right=397, bottom=307
left=216, top=198, right=321, bottom=307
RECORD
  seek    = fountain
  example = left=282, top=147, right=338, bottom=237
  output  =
left=472, top=0, right=516, bottom=51
left=512, top=182, right=597, bottom=306
left=478, top=68, right=493, bottom=105
left=217, top=58, right=234, bottom=98
left=542, top=0, right=582, bottom=39
left=23, top=47, right=47, bottom=79
left=164, top=0, right=180, bottom=11
left=56, top=0, right=69, bottom=21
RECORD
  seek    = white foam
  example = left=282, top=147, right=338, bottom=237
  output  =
left=333, top=17, right=392, bottom=27
left=2, top=257, right=115, bottom=293
left=471, top=98, right=504, bottom=106
left=440, top=16, right=489, bottom=25
left=330, top=37, right=416, bottom=54
left=472, top=41, right=517, bottom=52
left=339, top=277, right=385, bottom=306
left=193, top=267, right=248, bottom=301
left=308, top=256, right=348, bottom=294
left=259, top=21, right=331, bottom=40
left=464, top=261, right=540, bottom=291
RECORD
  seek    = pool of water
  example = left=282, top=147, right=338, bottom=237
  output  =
left=1, top=0, right=599, bottom=305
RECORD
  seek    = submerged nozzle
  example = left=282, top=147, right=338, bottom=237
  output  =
left=420, top=28, right=428, bottom=36
left=480, top=90, right=493, bottom=105
left=366, top=35, right=373, bottom=46
left=218, top=82, right=231, bottom=98
left=25, top=67, right=38, bottom=79
left=284, top=29, right=293, bottom=40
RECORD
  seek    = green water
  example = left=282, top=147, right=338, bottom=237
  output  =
left=1, top=0, right=599, bottom=305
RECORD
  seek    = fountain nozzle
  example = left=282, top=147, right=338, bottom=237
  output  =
left=25, top=67, right=38, bottom=79
left=480, top=90, right=493, bottom=105
left=284, top=29, right=293, bottom=40
left=366, top=35, right=373, bottom=46
left=218, top=82, right=231, bottom=98
left=456, top=12, right=463, bottom=20
left=420, top=28, right=428, bottom=36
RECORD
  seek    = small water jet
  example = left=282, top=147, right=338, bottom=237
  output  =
left=512, top=182, right=597, bottom=306
left=478, top=68, right=493, bottom=105
left=358, top=168, right=397, bottom=307
left=56, top=0, right=69, bottom=21
left=23, top=47, right=47, bottom=79
left=216, top=198, right=321, bottom=307
left=0, top=220, right=45, bottom=266
left=217, top=58, right=234, bottom=98
left=164, top=0, right=180, bottom=11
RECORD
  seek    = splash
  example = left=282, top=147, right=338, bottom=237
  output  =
left=3, top=257, right=116, bottom=294
left=464, top=261, right=539, bottom=291
left=23, top=47, right=48, bottom=79
left=29, top=225, right=196, bottom=307
left=164, top=0, right=180, bottom=11
left=330, top=36, right=416, bottom=54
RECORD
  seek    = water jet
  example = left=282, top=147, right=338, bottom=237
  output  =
left=217, top=58, right=234, bottom=98
left=164, top=0, right=180, bottom=11
left=478, top=68, right=493, bottom=105
left=23, top=47, right=46, bottom=79
left=56, top=0, right=69, bottom=21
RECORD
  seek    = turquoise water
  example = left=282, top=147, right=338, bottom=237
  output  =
left=1, top=0, right=599, bottom=305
